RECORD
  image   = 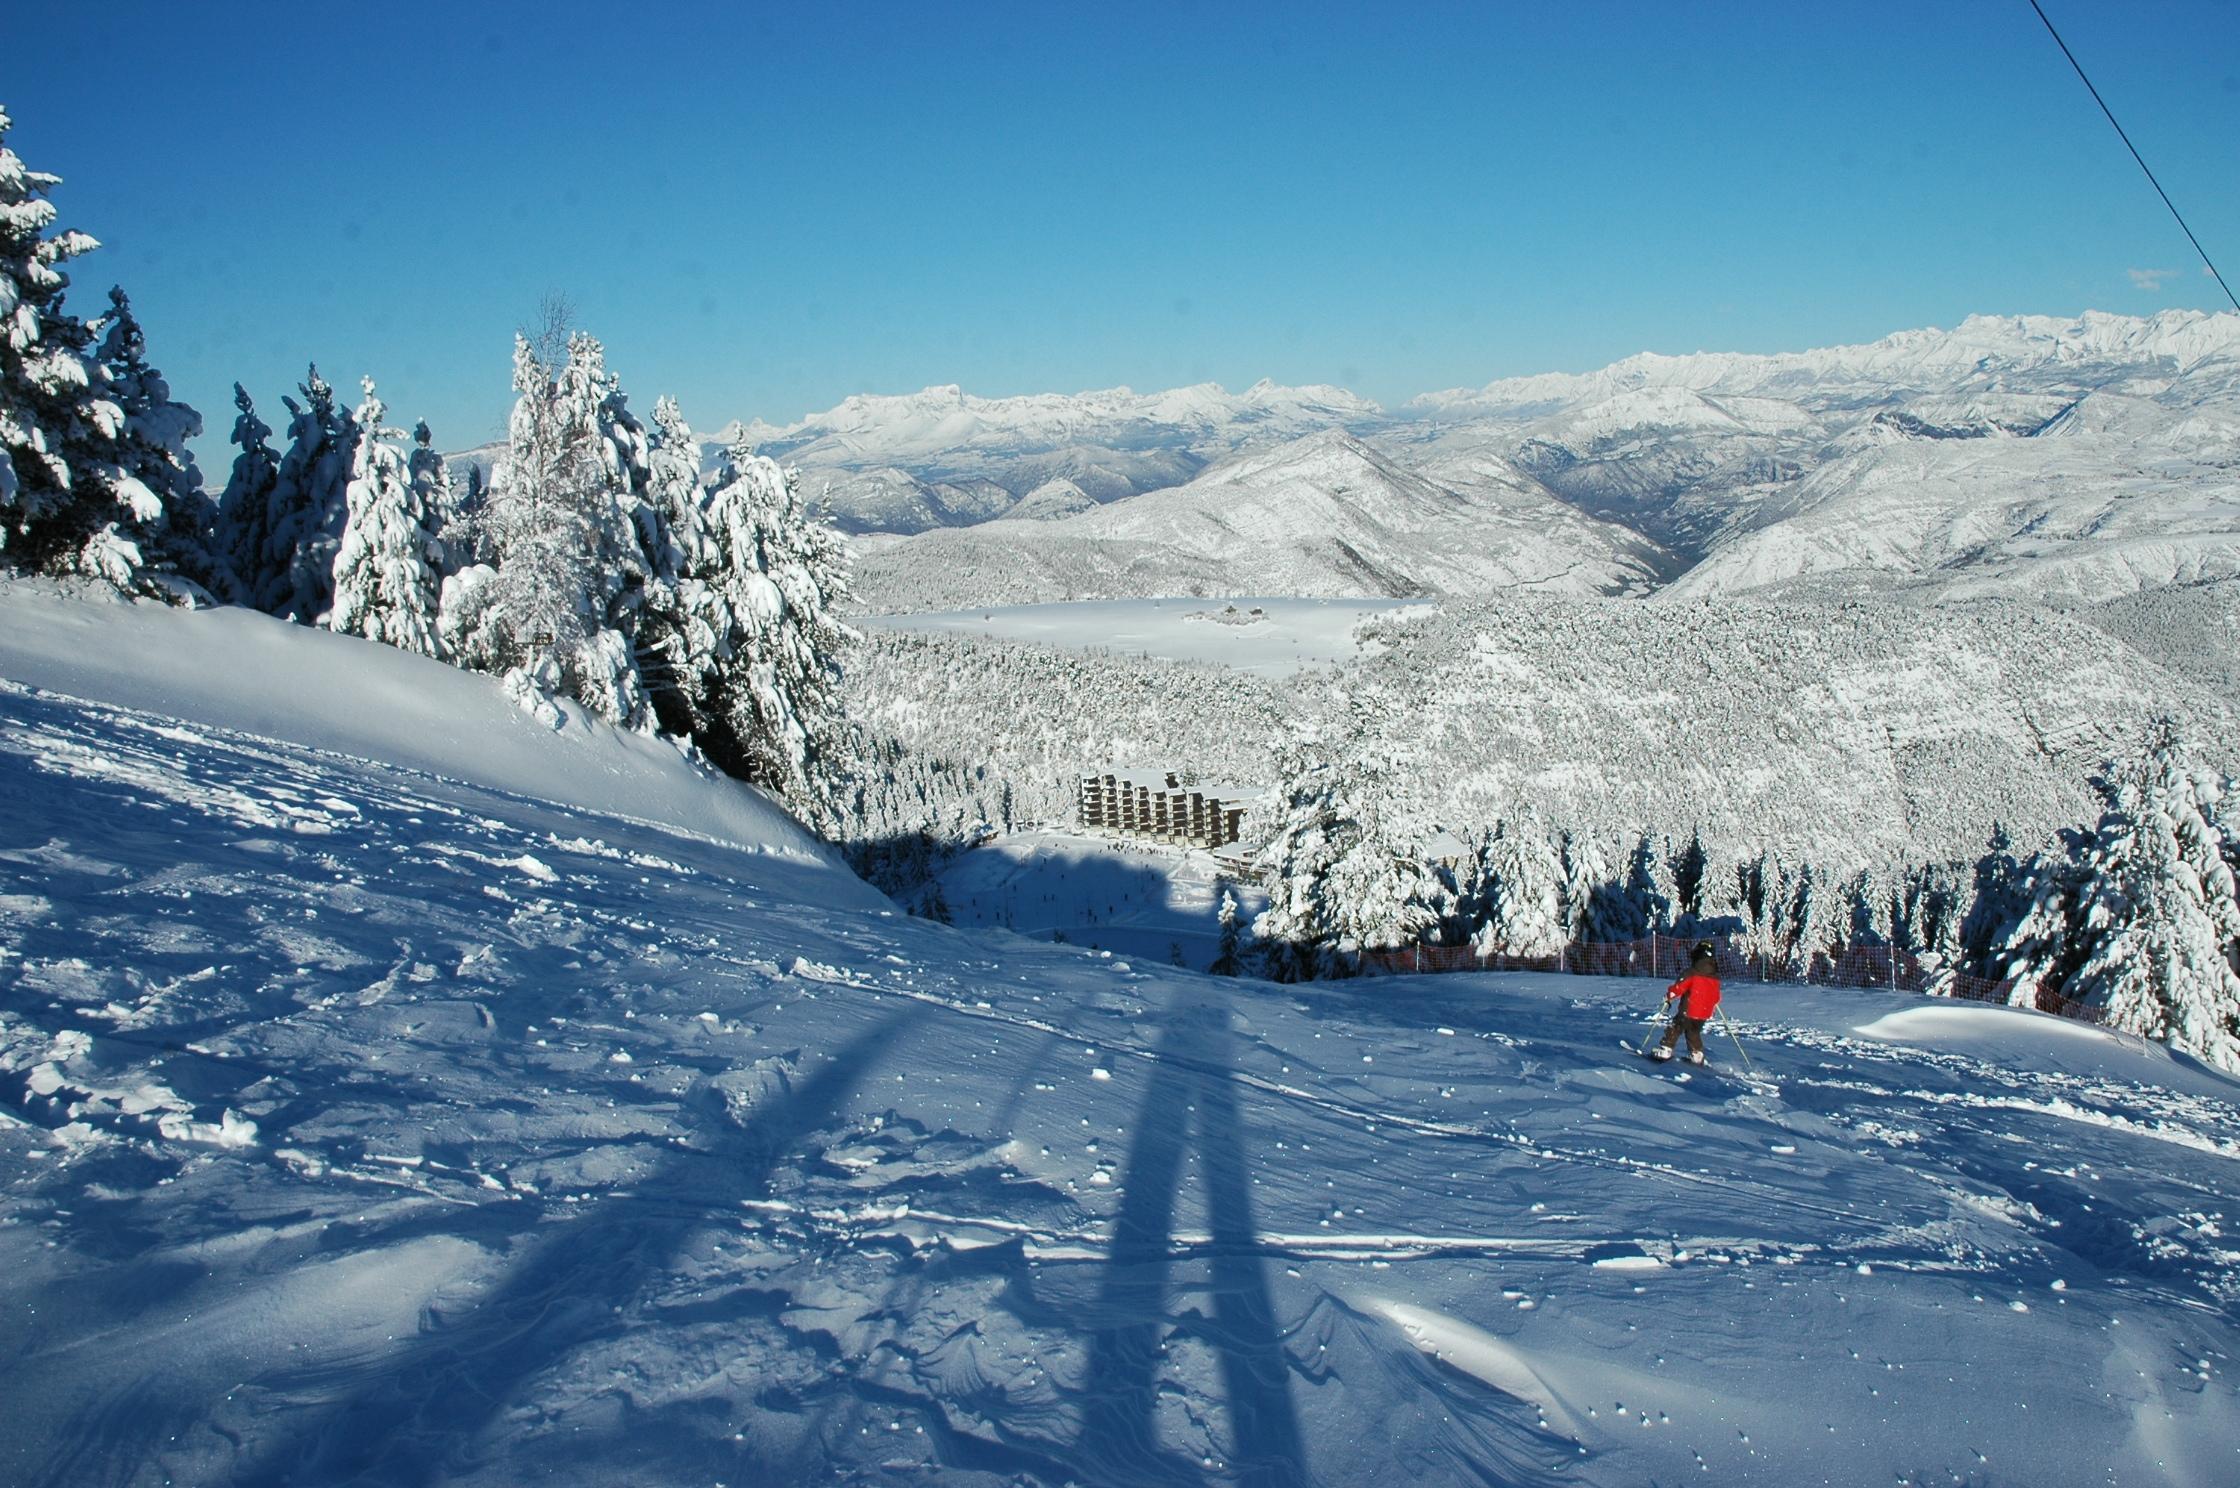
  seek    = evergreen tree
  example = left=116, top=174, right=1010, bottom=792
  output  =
left=670, top=437, right=854, bottom=821
left=554, top=330, right=664, bottom=723
left=1558, top=829, right=1615, bottom=944
left=263, top=365, right=358, bottom=620
left=214, top=383, right=280, bottom=603
left=637, top=393, right=705, bottom=736
left=456, top=462, right=488, bottom=559
left=93, top=286, right=212, bottom=589
left=463, top=333, right=654, bottom=727
left=1987, top=849, right=2090, bottom=1009
left=0, top=109, right=183, bottom=587
left=1845, top=868, right=1891, bottom=948
left=1787, top=862, right=1849, bottom=978
left=405, top=419, right=458, bottom=573
left=329, top=378, right=444, bottom=658
left=1615, top=834, right=1669, bottom=939
left=1484, top=814, right=1566, bottom=954
left=2045, top=723, right=2240, bottom=1068
left=1210, top=885, right=1244, bottom=977
left=1253, top=751, right=1357, bottom=980
left=1733, top=852, right=1782, bottom=971
left=1957, top=822, right=2028, bottom=977
left=1668, top=827, right=1709, bottom=926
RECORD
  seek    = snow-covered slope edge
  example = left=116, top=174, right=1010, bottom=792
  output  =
left=3, top=589, right=2238, bottom=1486
left=0, top=581, right=855, bottom=875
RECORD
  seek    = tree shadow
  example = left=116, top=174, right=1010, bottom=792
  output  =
left=227, top=1002, right=931, bottom=1488
left=1078, top=991, right=1309, bottom=1487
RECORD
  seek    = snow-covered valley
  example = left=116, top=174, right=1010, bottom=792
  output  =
left=5, top=589, right=2239, bottom=1487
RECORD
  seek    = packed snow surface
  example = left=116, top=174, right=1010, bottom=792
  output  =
left=4, top=584, right=2239, bottom=1486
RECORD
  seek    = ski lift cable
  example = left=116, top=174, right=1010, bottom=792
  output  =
left=2025, top=0, right=2240, bottom=313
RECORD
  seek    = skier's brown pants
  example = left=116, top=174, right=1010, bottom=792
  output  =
left=1660, top=1013, right=1708, bottom=1058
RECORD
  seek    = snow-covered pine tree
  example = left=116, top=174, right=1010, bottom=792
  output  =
left=456, top=463, right=487, bottom=559
left=2050, top=722, right=2240, bottom=1068
left=1210, top=885, right=1244, bottom=977
left=1253, top=750, right=1357, bottom=981
left=1668, top=827, right=1709, bottom=927
left=329, top=378, right=444, bottom=658
left=214, top=383, right=280, bottom=603
left=0, top=110, right=181, bottom=588
left=1789, top=862, right=1849, bottom=979
left=1732, top=852, right=1782, bottom=973
left=92, top=286, right=213, bottom=592
left=549, top=331, right=660, bottom=725
left=262, top=366, right=357, bottom=621
left=1845, top=868, right=1891, bottom=949
left=405, top=420, right=459, bottom=574
left=457, top=333, right=655, bottom=728
left=1955, top=822, right=2027, bottom=979
left=636, top=393, right=706, bottom=737
left=1986, top=847, right=2089, bottom=1010
left=669, top=437, right=854, bottom=822
left=1558, top=828, right=1613, bottom=946
left=1484, top=814, right=1566, bottom=955
left=1615, top=834, right=1669, bottom=940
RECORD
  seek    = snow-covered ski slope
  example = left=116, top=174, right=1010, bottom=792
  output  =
left=4, top=585, right=2238, bottom=1487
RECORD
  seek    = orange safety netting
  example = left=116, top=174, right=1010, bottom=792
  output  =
left=1350, top=932, right=2102, bottom=1023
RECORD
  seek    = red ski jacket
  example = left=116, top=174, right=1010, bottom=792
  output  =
left=1666, top=973, right=1721, bottom=1021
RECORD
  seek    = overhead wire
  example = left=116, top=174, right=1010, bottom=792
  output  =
left=2024, top=0, right=2240, bottom=313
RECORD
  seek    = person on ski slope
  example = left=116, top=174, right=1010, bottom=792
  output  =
left=1652, top=942, right=1721, bottom=1064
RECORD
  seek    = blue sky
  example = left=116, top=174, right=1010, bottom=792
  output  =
left=7, top=1, right=2238, bottom=455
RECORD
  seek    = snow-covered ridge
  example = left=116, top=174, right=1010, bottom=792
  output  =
left=850, top=428, right=1666, bottom=611
left=717, top=376, right=1386, bottom=464
left=0, top=580, right=859, bottom=875
left=1408, top=309, right=2240, bottom=415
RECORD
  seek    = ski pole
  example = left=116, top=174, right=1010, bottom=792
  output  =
left=1639, top=992, right=1673, bottom=1055
left=1715, top=1005, right=1757, bottom=1077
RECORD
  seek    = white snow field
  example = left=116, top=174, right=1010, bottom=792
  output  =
left=864, top=596, right=1420, bottom=678
left=4, top=585, right=2240, bottom=1488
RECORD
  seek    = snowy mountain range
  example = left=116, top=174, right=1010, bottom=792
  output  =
left=851, top=432, right=1666, bottom=612
left=696, top=310, right=2240, bottom=612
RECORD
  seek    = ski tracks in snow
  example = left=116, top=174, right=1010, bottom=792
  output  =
left=7, top=679, right=2240, bottom=1485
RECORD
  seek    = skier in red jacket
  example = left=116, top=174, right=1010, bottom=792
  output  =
left=1652, top=943, right=1722, bottom=1064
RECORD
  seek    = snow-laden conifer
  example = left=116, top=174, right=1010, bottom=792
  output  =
left=262, top=366, right=357, bottom=620
left=2047, top=722, right=2240, bottom=1069
left=0, top=109, right=179, bottom=587
left=636, top=393, right=706, bottom=735
left=1616, top=835, right=1669, bottom=939
left=406, top=420, right=459, bottom=574
left=463, top=333, right=652, bottom=728
left=1253, top=751, right=1359, bottom=980
left=330, top=379, right=443, bottom=657
left=671, top=437, right=854, bottom=821
left=1668, top=828, right=1709, bottom=925
left=92, top=286, right=212, bottom=592
left=1558, top=829, right=1614, bottom=945
left=1986, top=849, right=2088, bottom=1008
left=1211, top=886, right=1244, bottom=977
left=215, top=384, right=280, bottom=603
left=1483, top=814, right=1566, bottom=955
